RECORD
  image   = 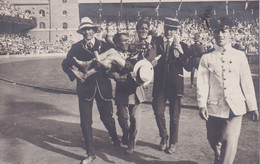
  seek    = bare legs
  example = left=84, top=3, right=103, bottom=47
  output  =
left=70, top=48, right=126, bottom=82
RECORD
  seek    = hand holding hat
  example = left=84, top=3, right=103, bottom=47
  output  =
left=133, top=60, right=154, bottom=86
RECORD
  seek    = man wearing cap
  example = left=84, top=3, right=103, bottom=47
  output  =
left=197, top=17, right=259, bottom=164
left=151, top=17, right=191, bottom=154
left=189, top=33, right=207, bottom=88
left=62, top=17, right=120, bottom=164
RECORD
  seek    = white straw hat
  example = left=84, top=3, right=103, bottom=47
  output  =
left=133, top=60, right=154, bottom=86
left=77, top=17, right=98, bottom=34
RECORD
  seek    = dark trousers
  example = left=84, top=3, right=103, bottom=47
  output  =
left=190, top=67, right=196, bottom=86
left=152, top=93, right=181, bottom=145
left=78, top=91, right=119, bottom=156
left=117, top=104, right=142, bottom=147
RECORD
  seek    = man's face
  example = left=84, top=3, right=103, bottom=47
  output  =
left=137, top=23, right=149, bottom=40
left=82, top=27, right=95, bottom=41
left=164, top=26, right=177, bottom=39
left=117, top=35, right=129, bottom=52
left=214, top=28, right=231, bottom=47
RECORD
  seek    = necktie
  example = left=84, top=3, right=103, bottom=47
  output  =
left=165, top=39, right=170, bottom=61
left=165, top=39, right=170, bottom=72
left=86, top=42, right=93, bottom=50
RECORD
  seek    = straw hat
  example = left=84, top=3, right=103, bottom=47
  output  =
left=133, top=60, right=154, bottom=86
left=77, top=17, right=98, bottom=34
left=164, top=17, right=181, bottom=29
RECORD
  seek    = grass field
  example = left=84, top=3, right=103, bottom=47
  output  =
left=0, top=56, right=198, bottom=107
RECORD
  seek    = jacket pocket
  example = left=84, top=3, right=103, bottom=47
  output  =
left=207, top=98, right=219, bottom=105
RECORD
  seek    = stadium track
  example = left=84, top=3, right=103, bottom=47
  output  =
left=0, top=54, right=258, bottom=164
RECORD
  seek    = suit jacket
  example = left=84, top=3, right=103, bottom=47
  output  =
left=62, top=38, right=113, bottom=101
left=112, top=58, right=146, bottom=105
left=114, top=75, right=146, bottom=105
left=196, top=44, right=258, bottom=118
left=189, top=42, right=207, bottom=69
left=152, top=36, right=191, bottom=97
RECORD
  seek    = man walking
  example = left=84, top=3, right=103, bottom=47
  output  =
left=197, top=17, right=259, bottom=164
left=152, top=17, right=191, bottom=154
left=62, top=17, right=120, bottom=164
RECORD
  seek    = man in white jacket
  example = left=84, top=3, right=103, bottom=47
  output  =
left=196, top=17, right=259, bottom=164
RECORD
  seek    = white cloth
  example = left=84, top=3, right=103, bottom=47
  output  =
left=196, top=44, right=257, bottom=118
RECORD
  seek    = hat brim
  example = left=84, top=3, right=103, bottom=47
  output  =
left=164, top=24, right=181, bottom=29
left=133, top=59, right=154, bottom=86
left=77, top=25, right=98, bottom=34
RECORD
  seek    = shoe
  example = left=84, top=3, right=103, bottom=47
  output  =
left=166, top=144, right=176, bottom=154
left=81, top=155, right=96, bottom=164
left=159, top=137, right=167, bottom=151
left=113, top=140, right=121, bottom=151
left=125, top=146, right=134, bottom=154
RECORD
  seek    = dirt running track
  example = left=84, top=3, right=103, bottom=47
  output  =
left=0, top=55, right=259, bottom=164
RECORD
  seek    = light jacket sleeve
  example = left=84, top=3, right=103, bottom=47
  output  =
left=239, top=53, right=258, bottom=111
left=196, top=55, right=210, bottom=109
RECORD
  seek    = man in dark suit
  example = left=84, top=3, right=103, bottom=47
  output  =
left=151, top=17, right=191, bottom=154
left=189, top=33, right=207, bottom=87
left=61, top=17, right=120, bottom=164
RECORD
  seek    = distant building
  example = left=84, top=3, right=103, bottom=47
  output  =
left=7, top=0, right=259, bottom=42
left=8, top=0, right=80, bottom=42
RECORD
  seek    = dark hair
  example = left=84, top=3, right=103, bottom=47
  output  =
left=136, top=18, right=150, bottom=30
left=210, top=17, right=233, bottom=30
left=113, top=32, right=128, bottom=45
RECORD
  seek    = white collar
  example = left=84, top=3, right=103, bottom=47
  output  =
left=84, top=38, right=95, bottom=46
left=163, top=37, right=173, bottom=44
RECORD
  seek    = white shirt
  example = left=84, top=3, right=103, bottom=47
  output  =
left=84, top=38, right=95, bottom=47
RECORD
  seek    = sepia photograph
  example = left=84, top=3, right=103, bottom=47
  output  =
left=0, top=0, right=259, bottom=164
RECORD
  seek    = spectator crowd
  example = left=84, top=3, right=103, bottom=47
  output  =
left=0, top=0, right=33, bottom=20
left=0, top=16, right=258, bottom=56
left=0, top=33, right=74, bottom=55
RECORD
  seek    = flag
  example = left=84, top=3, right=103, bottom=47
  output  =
left=226, top=0, right=228, bottom=15
left=178, top=0, right=183, bottom=11
left=245, top=0, right=249, bottom=10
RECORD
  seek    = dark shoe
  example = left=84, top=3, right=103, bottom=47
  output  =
left=125, top=146, right=134, bottom=154
left=159, top=137, right=167, bottom=151
left=113, top=140, right=121, bottom=151
left=166, top=144, right=176, bottom=154
left=81, top=155, right=96, bottom=164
